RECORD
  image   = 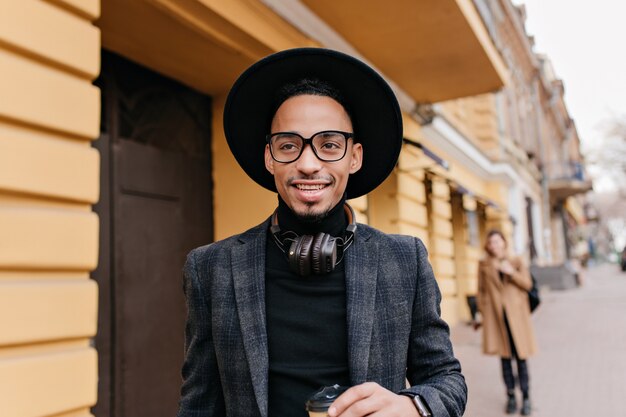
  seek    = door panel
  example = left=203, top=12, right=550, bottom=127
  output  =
left=93, top=50, right=213, bottom=417
left=114, top=139, right=186, bottom=417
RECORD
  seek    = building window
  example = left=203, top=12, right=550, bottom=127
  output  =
left=467, top=209, right=480, bottom=247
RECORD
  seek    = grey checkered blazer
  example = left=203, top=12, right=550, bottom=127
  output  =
left=177, top=219, right=467, bottom=417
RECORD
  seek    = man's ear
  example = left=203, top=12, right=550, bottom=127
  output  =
left=264, top=145, right=275, bottom=175
left=349, top=142, right=363, bottom=174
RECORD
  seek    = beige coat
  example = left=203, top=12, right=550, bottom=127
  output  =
left=477, top=256, right=537, bottom=359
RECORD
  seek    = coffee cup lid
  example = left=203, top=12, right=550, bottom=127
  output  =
left=305, top=384, right=349, bottom=412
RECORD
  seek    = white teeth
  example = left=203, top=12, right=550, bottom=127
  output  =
left=296, top=184, right=325, bottom=191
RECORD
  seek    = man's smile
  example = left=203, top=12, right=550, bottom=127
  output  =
left=295, top=184, right=325, bottom=191
left=290, top=177, right=333, bottom=192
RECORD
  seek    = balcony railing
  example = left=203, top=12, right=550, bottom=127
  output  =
left=545, top=161, right=587, bottom=182
left=546, top=160, right=592, bottom=200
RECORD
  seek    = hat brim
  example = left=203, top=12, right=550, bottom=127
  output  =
left=223, top=48, right=403, bottom=199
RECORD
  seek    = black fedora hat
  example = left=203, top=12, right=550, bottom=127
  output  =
left=223, top=48, right=403, bottom=199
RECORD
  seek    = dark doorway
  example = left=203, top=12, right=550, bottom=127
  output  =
left=92, top=51, right=213, bottom=417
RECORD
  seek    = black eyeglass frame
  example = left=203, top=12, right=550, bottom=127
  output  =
left=265, top=130, right=355, bottom=163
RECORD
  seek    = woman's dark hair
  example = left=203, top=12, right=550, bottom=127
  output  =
left=485, top=229, right=507, bottom=257
left=268, top=78, right=354, bottom=132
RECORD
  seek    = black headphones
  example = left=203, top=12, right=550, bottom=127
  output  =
left=270, top=204, right=357, bottom=277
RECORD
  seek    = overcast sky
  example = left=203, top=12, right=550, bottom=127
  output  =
left=512, top=0, right=626, bottom=150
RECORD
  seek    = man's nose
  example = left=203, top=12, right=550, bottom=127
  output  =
left=295, top=144, right=322, bottom=173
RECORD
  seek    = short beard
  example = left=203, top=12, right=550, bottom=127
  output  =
left=294, top=204, right=332, bottom=224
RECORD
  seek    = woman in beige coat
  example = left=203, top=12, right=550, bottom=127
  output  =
left=477, top=230, right=537, bottom=415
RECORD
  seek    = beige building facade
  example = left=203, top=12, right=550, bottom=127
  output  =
left=380, top=0, right=594, bottom=322
left=0, top=0, right=589, bottom=416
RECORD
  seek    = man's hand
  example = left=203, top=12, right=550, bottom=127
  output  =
left=327, top=382, right=420, bottom=417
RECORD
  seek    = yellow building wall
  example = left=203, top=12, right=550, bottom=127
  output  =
left=427, top=176, right=459, bottom=324
left=399, top=114, right=514, bottom=325
left=0, top=1, right=100, bottom=416
left=371, top=116, right=472, bottom=324
left=440, top=94, right=500, bottom=160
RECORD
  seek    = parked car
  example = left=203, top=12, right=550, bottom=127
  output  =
left=621, top=247, right=626, bottom=272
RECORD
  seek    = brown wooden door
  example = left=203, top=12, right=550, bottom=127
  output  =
left=93, top=51, right=213, bottom=417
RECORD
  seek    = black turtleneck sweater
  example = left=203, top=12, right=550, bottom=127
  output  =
left=266, top=196, right=351, bottom=417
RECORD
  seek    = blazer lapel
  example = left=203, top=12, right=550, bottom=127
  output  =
left=231, top=221, right=269, bottom=417
left=345, top=227, right=378, bottom=384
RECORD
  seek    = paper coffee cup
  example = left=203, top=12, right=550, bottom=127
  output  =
left=305, top=384, right=348, bottom=417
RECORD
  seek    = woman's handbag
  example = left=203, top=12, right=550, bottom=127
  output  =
left=528, top=274, right=541, bottom=312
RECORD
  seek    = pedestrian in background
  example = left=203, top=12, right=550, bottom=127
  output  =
left=476, top=230, right=537, bottom=415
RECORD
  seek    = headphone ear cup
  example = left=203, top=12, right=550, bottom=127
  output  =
left=289, top=235, right=314, bottom=276
left=310, top=233, right=326, bottom=275
left=311, top=233, right=337, bottom=275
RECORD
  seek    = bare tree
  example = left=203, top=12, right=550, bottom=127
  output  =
left=586, top=115, right=626, bottom=195
left=586, top=115, right=626, bottom=256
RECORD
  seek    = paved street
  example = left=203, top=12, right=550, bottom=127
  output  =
left=451, top=263, right=626, bottom=417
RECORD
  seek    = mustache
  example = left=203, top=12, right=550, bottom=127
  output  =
left=287, top=175, right=334, bottom=185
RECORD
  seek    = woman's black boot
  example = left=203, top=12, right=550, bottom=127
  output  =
left=505, top=391, right=517, bottom=414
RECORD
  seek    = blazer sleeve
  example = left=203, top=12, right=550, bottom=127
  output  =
left=177, top=248, right=226, bottom=417
left=399, top=238, right=467, bottom=417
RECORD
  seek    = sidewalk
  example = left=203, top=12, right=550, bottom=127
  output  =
left=451, top=263, right=626, bottom=417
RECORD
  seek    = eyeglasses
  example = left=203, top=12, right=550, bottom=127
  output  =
left=266, top=130, right=354, bottom=163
